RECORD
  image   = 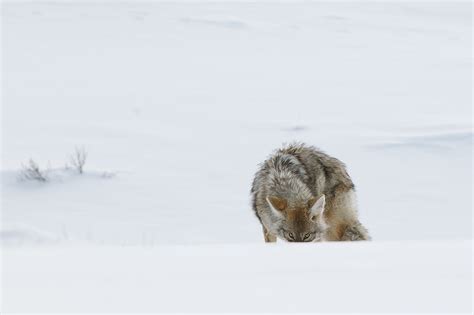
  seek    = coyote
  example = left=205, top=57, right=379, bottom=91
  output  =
left=251, top=143, right=370, bottom=242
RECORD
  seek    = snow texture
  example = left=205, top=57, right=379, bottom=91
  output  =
left=1, top=1, right=472, bottom=313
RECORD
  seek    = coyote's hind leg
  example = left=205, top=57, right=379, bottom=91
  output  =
left=263, top=226, right=277, bottom=243
left=341, top=222, right=371, bottom=241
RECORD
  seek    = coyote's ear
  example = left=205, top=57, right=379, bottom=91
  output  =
left=266, top=196, right=287, bottom=214
left=309, top=195, right=325, bottom=220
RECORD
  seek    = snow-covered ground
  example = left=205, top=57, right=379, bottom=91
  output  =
left=3, top=241, right=472, bottom=313
left=1, top=1, right=472, bottom=313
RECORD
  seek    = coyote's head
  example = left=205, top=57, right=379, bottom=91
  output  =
left=266, top=194, right=327, bottom=242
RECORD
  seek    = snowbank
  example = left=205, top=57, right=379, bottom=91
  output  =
left=2, top=241, right=471, bottom=313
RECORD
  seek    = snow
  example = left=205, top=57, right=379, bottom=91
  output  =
left=2, top=241, right=472, bottom=313
left=1, top=1, right=472, bottom=313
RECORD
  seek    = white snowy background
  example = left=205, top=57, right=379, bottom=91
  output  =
left=1, top=1, right=472, bottom=313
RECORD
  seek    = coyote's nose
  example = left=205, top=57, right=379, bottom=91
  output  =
left=288, top=238, right=303, bottom=243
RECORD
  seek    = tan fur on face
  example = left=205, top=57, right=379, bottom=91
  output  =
left=270, top=196, right=314, bottom=234
left=285, top=207, right=311, bottom=232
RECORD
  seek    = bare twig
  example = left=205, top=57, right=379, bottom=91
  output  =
left=20, top=159, right=47, bottom=182
left=69, top=147, right=88, bottom=174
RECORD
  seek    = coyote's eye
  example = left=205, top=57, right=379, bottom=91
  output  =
left=303, top=233, right=311, bottom=240
left=288, top=232, right=295, bottom=240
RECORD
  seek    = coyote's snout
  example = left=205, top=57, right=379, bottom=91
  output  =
left=251, top=143, right=370, bottom=242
